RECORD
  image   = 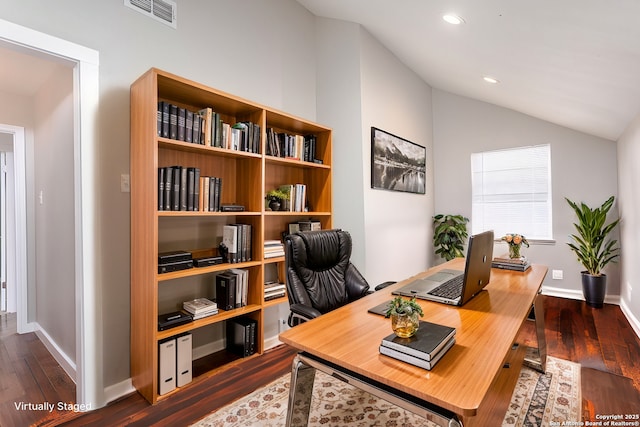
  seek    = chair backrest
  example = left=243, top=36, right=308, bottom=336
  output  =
left=284, top=229, right=357, bottom=314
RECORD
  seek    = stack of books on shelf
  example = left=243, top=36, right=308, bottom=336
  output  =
left=379, top=321, right=456, bottom=370
left=182, top=298, right=218, bottom=320
left=157, top=102, right=261, bottom=154
left=265, top=129, right=320, bottom=163
left=215, top=269, right=249, bottom=311
left=264, top=281, right=286, bottom=301
left=157, top=165, right=223, bottom=212
left=491, top=255, right=531, bottom=271
left=264, top=240, right=285, bottom=259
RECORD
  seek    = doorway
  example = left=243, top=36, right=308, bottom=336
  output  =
left=0, top=19, right=102, bottom=408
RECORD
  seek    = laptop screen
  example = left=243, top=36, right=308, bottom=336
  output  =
left=460, top=230, right=494, bottom=304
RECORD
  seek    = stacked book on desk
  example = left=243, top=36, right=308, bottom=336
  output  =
left=379, top=321, right=456, bottom=370
left=491, top=255, right=531, bottom=271
left=183, top=298, right=218, bottom=320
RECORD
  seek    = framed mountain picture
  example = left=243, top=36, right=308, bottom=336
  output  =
left=371, top=127, right=426, bottom=194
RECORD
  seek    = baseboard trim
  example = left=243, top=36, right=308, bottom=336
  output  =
left=541, top=286, right=620, bottom=305
left=619, top=299, right=640, bottom=339
left=103, top=378, right=135, bottom=405
left=34, top=322, right=77, bottom=383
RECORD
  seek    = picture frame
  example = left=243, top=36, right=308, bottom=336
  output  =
left=371, top=127, right=426, bottom=194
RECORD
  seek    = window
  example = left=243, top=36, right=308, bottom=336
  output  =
left=471, top=144, right=552, bottom=241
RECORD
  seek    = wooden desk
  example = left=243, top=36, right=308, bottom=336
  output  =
left=279, top=258, right=548, bottom=426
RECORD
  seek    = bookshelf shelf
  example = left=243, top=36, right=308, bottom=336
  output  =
left=130, top=68, right=332, bottom=404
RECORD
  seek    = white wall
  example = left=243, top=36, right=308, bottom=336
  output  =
left=616, top=114, right=640, bottom=333
left=432, top=89, right=620, bottom=297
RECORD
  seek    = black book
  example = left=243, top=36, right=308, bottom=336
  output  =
left=193, top=168, right=200, bottom=211
left=185, top=110, right=193, bottom=143
left=163, top=166, right=173, bottom=211
left=380, top=321, right=456, bottom=361
left=177, top=108, right=186, bottom=141
left=192, top=113, right=201, bottom=145
left=158, top=101, right=170, bottom=138
left=187, top=167, right=196, bottom=211
left=158, top=167, right=165, bottom=211
left=215, top=272, right=237, bottom=310
left=180, top=167, right=188, bottom=211
left=171, top=166, right=181, bottom=211
left=226, top=317, right=257, bottom=357
left=169, top=104, right=178, bottom=140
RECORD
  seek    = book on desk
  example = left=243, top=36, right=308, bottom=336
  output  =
left=379, top=320, right=456, bottom=370
left=491, top=255, right=531, bottom=271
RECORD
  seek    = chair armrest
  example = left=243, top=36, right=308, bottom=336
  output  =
left=345, top=264, right=370, bottom=300
left=374, top=281, right=396, bottom=291
left=289, top=303, right=322, bottom=321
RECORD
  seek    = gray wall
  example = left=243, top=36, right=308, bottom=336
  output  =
left=1, top=0, right=320, bottom=391
left=432, top=89, right=620, bottom=296
left=315, top=19, right=434, bottom=286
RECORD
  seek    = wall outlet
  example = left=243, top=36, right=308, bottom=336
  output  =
left=552, top=270, right=563, bottom=280
left=120, top=173, right=130, bottom=193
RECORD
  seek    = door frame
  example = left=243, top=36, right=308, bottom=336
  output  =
left=0, top=19, right=103, bottom=408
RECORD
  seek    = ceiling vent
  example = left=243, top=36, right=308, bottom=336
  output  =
left=124, top=0, right=177, bottom=29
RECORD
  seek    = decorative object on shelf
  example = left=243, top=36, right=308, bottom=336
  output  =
left=566, top=196, right=620, bottom=308
left=501, top=233, right=529, bottom=259
left=371, top=127, right=426, bottom=194
left=384, top=296, right=424, bottom=338
left=432, top=214, right=469, bottom=261
left=265, top=188, right=289, bottom=211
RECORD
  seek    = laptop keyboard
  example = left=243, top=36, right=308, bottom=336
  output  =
left=428, top=275, right=464, bottom=299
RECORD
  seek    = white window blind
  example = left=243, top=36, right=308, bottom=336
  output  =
left=471, top=144, right=552, bottom=240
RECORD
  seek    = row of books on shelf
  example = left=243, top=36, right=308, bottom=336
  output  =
left=157, top=102, right=261, bottom=154
left=222, top=224, right=252, bottom=264
left=266, top=128, right=321, bottom=163
left=277, top=184, right=308, bottom=212
left=215, top=269, right=250, bottom=310
left=264, top=281, right=286, bottom=301
left=491, top=254, right=531, bottom=271
left=379, top=321, right=456, bottom=370
left=158, top=166, right=223, bottom=212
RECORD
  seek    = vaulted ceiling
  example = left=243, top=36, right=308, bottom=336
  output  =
left=297, top=0, right=640, bottom=141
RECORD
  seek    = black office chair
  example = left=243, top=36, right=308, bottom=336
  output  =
left=284, top=229, right=393, bottom=326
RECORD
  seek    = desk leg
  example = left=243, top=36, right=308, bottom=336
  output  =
left=285, top=354, right=316, bottom=427
left=534, top=293, right=547, bottom=372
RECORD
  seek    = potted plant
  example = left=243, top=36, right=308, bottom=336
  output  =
left=265, top=188, right=289, bottom=211
left=433, top=214, right=469, bottom=261
left=385, top=296, right=424, bottom=338
left=566, top=196, right=620, bottom=308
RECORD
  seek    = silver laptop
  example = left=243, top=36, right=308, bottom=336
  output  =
left=392, top=230, right=494, bottom=306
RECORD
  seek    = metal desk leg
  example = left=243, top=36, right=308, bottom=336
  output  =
left=534, top=293, right=547, bottom=372
left=524, top=293, right=548, bottom=373
left=285, top=354, right=317, bottom=427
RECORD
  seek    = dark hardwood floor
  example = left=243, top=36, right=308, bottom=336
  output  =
left=2, top=296, right=639, bottom=427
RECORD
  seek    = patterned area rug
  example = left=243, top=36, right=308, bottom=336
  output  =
left=191, top=356, right=580, bottom=427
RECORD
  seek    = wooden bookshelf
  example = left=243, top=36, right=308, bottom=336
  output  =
left=130, top=68, right=332, bottom=403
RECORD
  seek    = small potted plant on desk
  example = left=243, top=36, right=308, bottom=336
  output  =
left=385, top=296, right=424, bottom=338
left=265, top=189, right=289, bottom=211
left=566, top=195, right=620, bottom=308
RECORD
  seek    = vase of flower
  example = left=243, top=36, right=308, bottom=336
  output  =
left=502, top=233, right=529, bottom=259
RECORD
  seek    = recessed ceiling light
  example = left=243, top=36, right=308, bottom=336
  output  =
left=443, top=14, right=465, bottom=25
left=483, top=76, right=499, bottom=84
